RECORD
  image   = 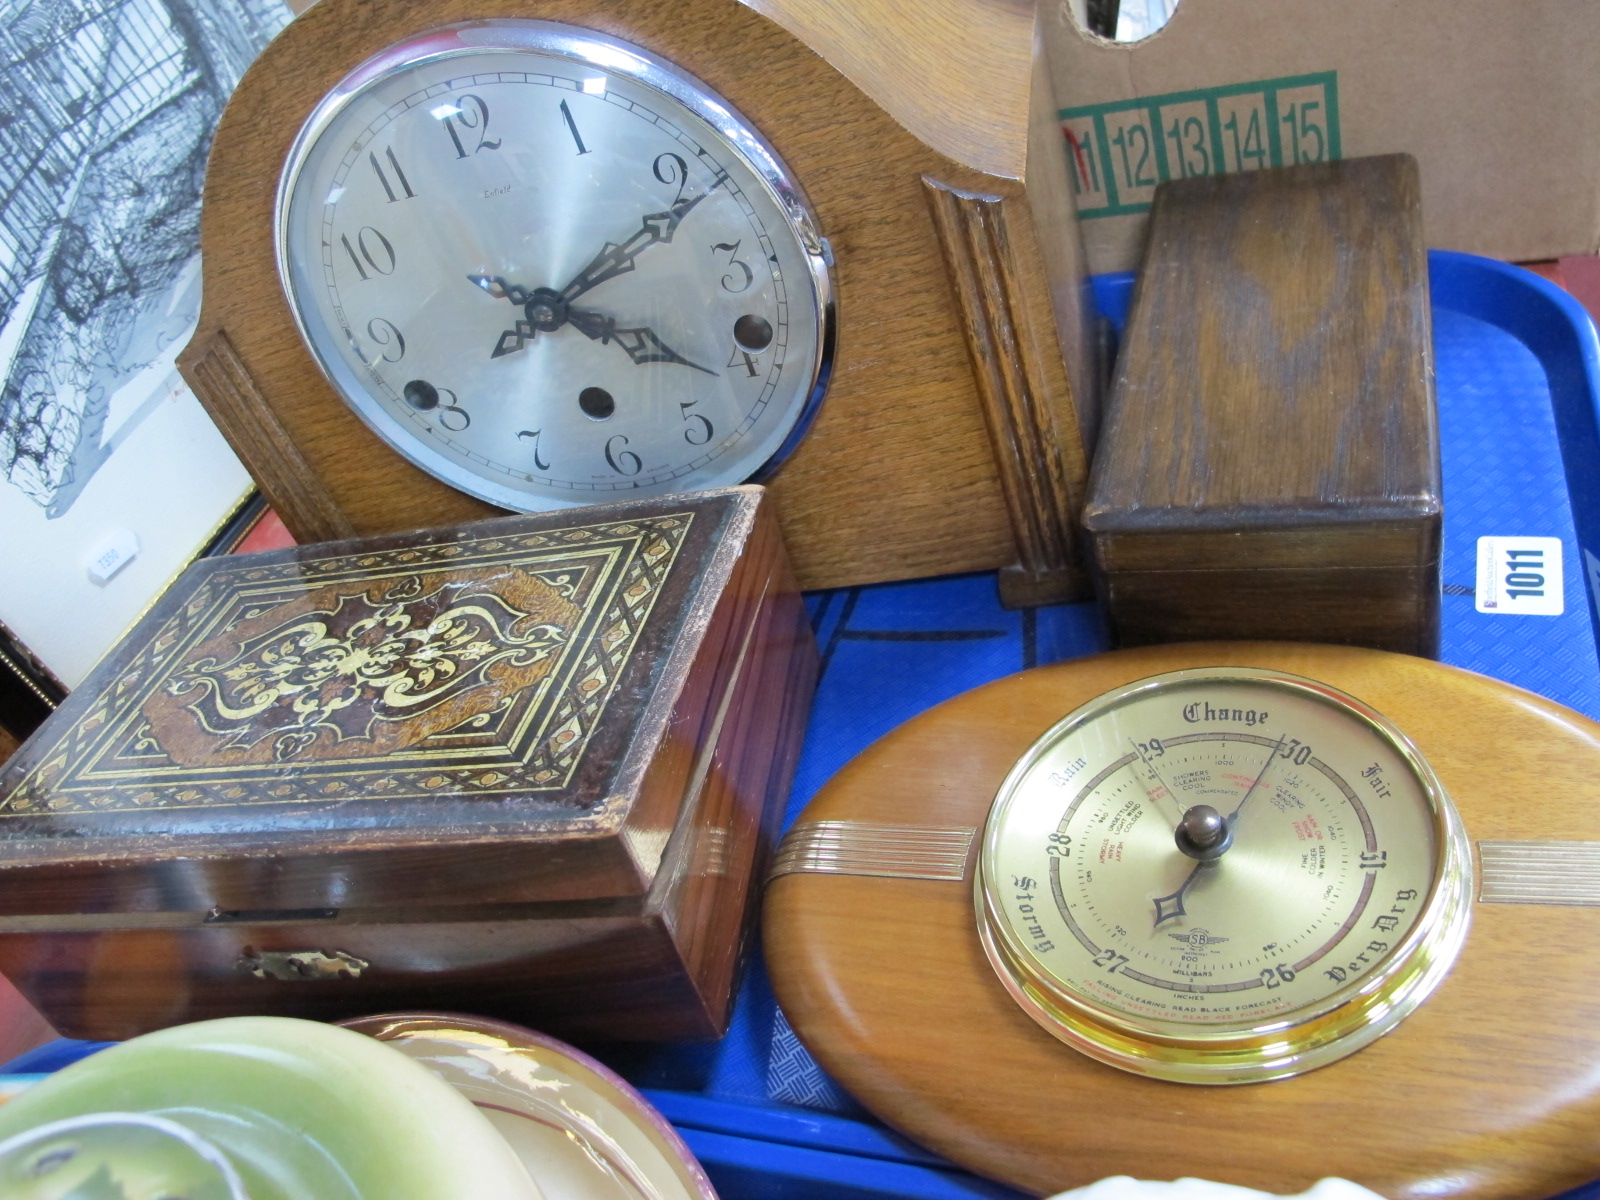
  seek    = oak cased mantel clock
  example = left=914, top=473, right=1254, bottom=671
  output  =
left=178, top=0, right=1100, bottom=604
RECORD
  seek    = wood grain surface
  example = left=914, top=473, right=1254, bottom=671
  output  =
left=0, top=489, right=818, bottom=1041
left=178, top=0, right=1097, bottom=596
left=923, top=177, right=1092, bottom=605
left=1083, top=157, right=1439, bottom=652
left=743, top=0, right=1034, bottom=181
left=766, top=642, right=1600, bottom=1198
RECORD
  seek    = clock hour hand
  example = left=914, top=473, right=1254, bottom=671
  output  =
left=470, top=275, right=543, bottom=358
left=468, top=274, right=532, bottom=305
left=468, top=274, right=718, bottom=373
left=567, top=308, right=718, bottom=376
left=558, top=172, right=730, bottom=304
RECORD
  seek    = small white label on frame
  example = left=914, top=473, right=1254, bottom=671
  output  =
left=1476, top=536, right=1563, bottom=615
left=85, top=528, right=140, bottom=585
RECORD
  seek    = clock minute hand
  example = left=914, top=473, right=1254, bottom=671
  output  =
left=566, top=308, right=718, bottom=376
left=558, top=172, right=729, bottom=304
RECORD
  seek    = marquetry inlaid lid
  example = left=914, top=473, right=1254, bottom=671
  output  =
left=0, top=488, right=764, bottom=913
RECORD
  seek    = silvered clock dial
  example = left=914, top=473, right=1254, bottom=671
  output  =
left=977, top=667, right=1473, bottom=1084
left=276, top=19, right=833, bottom=510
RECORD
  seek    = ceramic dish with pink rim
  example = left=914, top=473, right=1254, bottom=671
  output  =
left=338, top=1013, right=717, bottom=1200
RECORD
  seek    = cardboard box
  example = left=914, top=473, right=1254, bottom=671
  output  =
left=1041, top=0, right=1600, bottom=273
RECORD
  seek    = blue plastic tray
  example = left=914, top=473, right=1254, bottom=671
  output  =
left=9, top=252, right=1600, bottom=1200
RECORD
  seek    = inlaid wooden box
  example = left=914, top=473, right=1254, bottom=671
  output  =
left=1082, top=155, right=1441, bottom=656
left=0, top=487, right=815, bottom=1041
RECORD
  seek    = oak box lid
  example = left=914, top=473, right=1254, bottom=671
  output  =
left=0, top=488, right=772, bottom=918
left=1082, top=155, right=1440, bottom=575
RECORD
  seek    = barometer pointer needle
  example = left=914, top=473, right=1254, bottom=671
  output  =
left=1127, top=738, right=1186, bottom=820
left=1226, top=733, right=1288, bottom=827
left=1151, top=734, right=1287, bottom=928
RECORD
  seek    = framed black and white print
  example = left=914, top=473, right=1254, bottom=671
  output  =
left=0, top=0, right=292, bottom=734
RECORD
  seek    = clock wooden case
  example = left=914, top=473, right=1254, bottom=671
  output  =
left=0, top=488, right=815, bottom=1042
left=177, top=0, right=1099, bottom=605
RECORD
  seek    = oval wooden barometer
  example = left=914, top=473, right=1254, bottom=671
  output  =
left=767, top=642, right=1600, bottom=1198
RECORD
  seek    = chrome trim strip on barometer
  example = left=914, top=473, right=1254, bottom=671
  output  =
left=1479, top=840, right=1600, bottom=905
left=770, top=821, right=976, bottom=882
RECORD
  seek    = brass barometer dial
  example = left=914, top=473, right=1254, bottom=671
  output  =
left=976, top=667, right=1473, bottom=1084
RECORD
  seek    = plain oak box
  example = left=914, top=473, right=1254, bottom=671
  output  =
left=0, top=486, right=816, bottom=1041
left=1082, top=155, right=1441, bottom=656
left=1043, top=0, right=1600, bottom=274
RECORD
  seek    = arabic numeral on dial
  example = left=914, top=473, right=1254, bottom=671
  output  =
left=365, top=318, right=405, bottom=363
left=1137, top=737, right=1164, bottom=758
left=435, top=388, right=470, bottom=432
left=1092, top=949, right=1128, bottom=973
left=605, top=434, right=642, bottom=476
left=406, top=381, right=470, bottom=431
left=1260, top=964, right=1296, bottom=989
left=727, top=346, right=759, bottom=377
left=516, top=429, right=551, bottom=472
left=1360, top=850, right=1388, bottom=870
left=712, top=241, right=753, bottom=293
left=653, top=152, right=690, bottom=203
left=340, top=227, right=395, bottom=280
left=1277, top=738, right=1313, bottom=765
left=1046, top=832, right=1072, bottom=858
left=443, top=93, right=500, bottom=159
left=679, top=403, right=713, bottom=446
left=368, top=147, right=414, bottom=201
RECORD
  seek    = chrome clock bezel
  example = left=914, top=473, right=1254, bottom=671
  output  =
left=274, top=18, right=834, bottom=510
